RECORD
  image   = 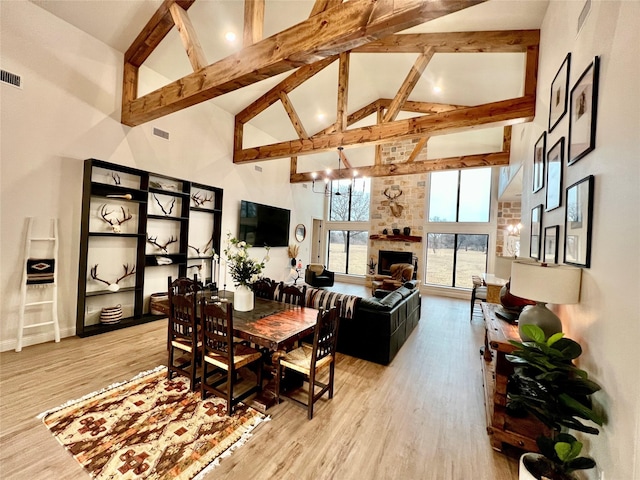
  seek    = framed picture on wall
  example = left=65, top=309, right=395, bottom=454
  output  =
left=533, top=132, right=546, bottom=193
left=544, top=225, right=559, bottom=264
left=530, top=204, right=543, bottom=260
left=549, top=53, right=571, bottom=132
left=568, top=56, right=600, bottom=165
left=564, top=175, right=595, bottom=267
left=546, top=137, right=564, bottom=211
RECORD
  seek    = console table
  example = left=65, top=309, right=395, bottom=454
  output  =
left=480, top=302, right=550, bottom=452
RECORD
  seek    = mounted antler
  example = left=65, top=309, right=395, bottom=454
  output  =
left=99, top=205, right=133, bottom=232
left=115, top=264, right=136, bottom=284
left=90, top=264, right=135, bottom=292
left=191, top=191, right=213, bottom=207
left=189, top=237, right=213, bottom=256
left=111, top=172, right=121, bottom=185
left=153, top=194, right=175, bottom=216
left=382, top=188, right=404, bottom=217
left=147, top=235, right=178, bottom=253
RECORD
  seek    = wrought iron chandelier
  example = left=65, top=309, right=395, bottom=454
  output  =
left=310, top=147, right=363, bottom=196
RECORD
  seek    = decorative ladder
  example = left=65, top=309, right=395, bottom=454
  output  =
left=16, top=217, right=61, bottom=352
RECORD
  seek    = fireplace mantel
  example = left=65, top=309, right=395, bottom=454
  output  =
left=370, top=234, right=422, bottom=243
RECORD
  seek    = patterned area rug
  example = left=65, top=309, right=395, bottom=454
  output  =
left=39, top=366, right=268, bottom=479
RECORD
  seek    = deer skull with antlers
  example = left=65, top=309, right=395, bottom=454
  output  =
left=382, top=188, right=404, bottom=217
left=99, top=204, right=133, bottom=233
left=90, top=264, right=136, bottom=292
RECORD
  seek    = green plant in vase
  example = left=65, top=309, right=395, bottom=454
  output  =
left=506, top=324, right=604, bottom=480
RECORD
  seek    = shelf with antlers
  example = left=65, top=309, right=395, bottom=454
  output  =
left=77, top=159, right=223, bottom=337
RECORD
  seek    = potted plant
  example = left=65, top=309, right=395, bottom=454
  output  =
left=506, top=324, right=604, bottom=480
left=224, top=233, right=270, bottom=311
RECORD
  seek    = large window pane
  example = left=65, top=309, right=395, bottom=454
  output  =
left=428, top=171, right=458, bottom=222
left=455, top=234, right=488, bottom=288
left=459, top=169, right=491, bottom=222
left=347, top=231, right=368, bottom=275
left=327, top=230, right=369, bottom=275
left=425, top=233, right=455, bottom=286
left=329, top=179, right=370, bottom=221
left=426, top=233, right=488, bottom=287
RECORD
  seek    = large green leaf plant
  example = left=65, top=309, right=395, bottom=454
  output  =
left=506, top=324, right=604, bottom=479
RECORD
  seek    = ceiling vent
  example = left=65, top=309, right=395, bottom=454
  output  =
left=577, top=0, right=591, bottom=35
left=1, top=69, right=22, bottom=89
left=152, top=127, right=169, bottom=140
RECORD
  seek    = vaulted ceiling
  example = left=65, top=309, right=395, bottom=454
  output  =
left=31, top=0, right=549, bottom=188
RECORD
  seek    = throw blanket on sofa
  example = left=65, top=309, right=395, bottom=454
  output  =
left=272, top=284, right=359, bottom=320
left=305, top=287, right=360, bottom=320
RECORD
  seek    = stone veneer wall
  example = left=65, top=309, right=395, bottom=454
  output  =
left=368, top=139, right=428, bottom=281
left=496, top=201, right=522, bottom=256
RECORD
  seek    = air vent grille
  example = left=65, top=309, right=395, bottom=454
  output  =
left=1, top=69, right=22, bottom=89
left=152, top=127, right=169, bottom=140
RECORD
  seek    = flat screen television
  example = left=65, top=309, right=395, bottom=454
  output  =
left=238, top=200, right=290, bottom=247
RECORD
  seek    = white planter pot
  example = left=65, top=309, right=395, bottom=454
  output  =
left=519, top=453, right=541, bottom=480
left=233, top=285, right=254, bottom=312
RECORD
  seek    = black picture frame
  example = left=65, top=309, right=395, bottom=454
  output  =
left=564, top=175, right=595, bottom=267
left=533, top=132, right=546, bottom=193
left=549, top=53, right=571, bottom=132
left=568, top=56, right=600, bottom=165
left=530, top=204, right=543, bottom=260
left=545, top=137, right=564, bottom=211
left=544, top=225, right=559, bottom=264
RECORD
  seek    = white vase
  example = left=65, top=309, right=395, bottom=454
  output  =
left=519, top=453, right=539, bottom=480
left=234, top=285, right=254, bottom=312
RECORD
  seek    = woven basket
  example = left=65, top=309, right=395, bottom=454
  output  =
left=100, top=305, right=122, bottom=324
left=150, top=293, right=169, bottom=315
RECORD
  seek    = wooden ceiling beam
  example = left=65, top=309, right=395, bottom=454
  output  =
left=169, top=3, right=207, bottom=72
left=380, top=99, right=465, bottom=114
left=382, top=48, right=434, bottom=123
left=335, top=52, right=350, bottom=132
left=124, top=0, right=196, bottom=67
left=279, top=91, right=309, bottom=139
left=406, top=137, right=428, bottom=163
left=122, top=0, right=486, bottom=126
left=236, top=56, right=337, bottom=124
left=235, top=95, right=534, bottom=163
left=353, top=30, right=540, bottom=54
left=243, top=0, right=265, bottom=47
left=290, top=151, right=510, bottom=183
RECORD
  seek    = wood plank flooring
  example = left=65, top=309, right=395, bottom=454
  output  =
left=0, top=286, right=519, bottom=479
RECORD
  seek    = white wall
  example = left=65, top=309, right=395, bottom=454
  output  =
left=513, top=2, right=640, bottom=479
left=0, top=1, right=322, bottom=351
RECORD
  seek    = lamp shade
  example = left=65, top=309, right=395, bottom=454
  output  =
left=510, top=261, right=582, bottom=305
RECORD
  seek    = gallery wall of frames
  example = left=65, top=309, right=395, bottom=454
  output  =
left=529, top=53, right=600, bottom=269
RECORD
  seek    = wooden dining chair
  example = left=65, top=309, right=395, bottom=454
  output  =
left=200, top=299, right=263, bottom=415
left=278, top=283, right=306, bottom=307
left=275, top=304, right=340, bottom=419
left=253, top=277, right=277, bottom=300
left=167, top=276, right=202, bottom=390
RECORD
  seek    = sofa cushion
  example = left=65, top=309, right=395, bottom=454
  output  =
left=379, top=291, right=403, bottom=309
left=404, top=280, right=418, bottom=290
left=359, top=297, right=389, bottom=311
left=395, top=286, right=413, bottom=299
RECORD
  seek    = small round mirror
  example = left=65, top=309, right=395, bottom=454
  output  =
left=295, top=224, right=306, bottom=242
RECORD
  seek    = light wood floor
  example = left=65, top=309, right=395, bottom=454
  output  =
left=0, top=285, right=519, bottom=480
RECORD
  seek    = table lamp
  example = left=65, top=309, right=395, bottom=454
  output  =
left=510, top=260, right=582, bottom=341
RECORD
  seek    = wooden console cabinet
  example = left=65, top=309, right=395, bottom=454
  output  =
left=480, top=302, right=550, bottom=452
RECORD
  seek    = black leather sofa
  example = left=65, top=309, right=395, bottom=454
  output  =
left=337, top=283, right=421, bottom=365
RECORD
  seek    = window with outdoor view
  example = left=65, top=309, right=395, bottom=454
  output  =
left=326, top=178, right=370, bottom=275
left=426, top=168, right=493, bottom=288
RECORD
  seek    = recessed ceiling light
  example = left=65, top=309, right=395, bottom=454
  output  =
left=433, top=86, right=442, bottom=94
left=225, top=31, right=237, bottom=43
left=316, top=113, right=326, bottom=120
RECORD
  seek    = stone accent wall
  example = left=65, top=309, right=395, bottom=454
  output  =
left=496, top=201, right=522, bottom=256
left=368, top=139, right=428, bottom=282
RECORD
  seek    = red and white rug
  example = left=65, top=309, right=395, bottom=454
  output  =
left=39, top=366, right=268, bottom=479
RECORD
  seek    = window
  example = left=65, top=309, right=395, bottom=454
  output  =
left=326, top=178, right=370, bottom=275
left=425, top=168, right=494, bottom=288
left=429, top=168, right=491, bottom=222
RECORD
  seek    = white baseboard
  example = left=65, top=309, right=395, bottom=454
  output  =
left=0, top=327, right=75, bottom=353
